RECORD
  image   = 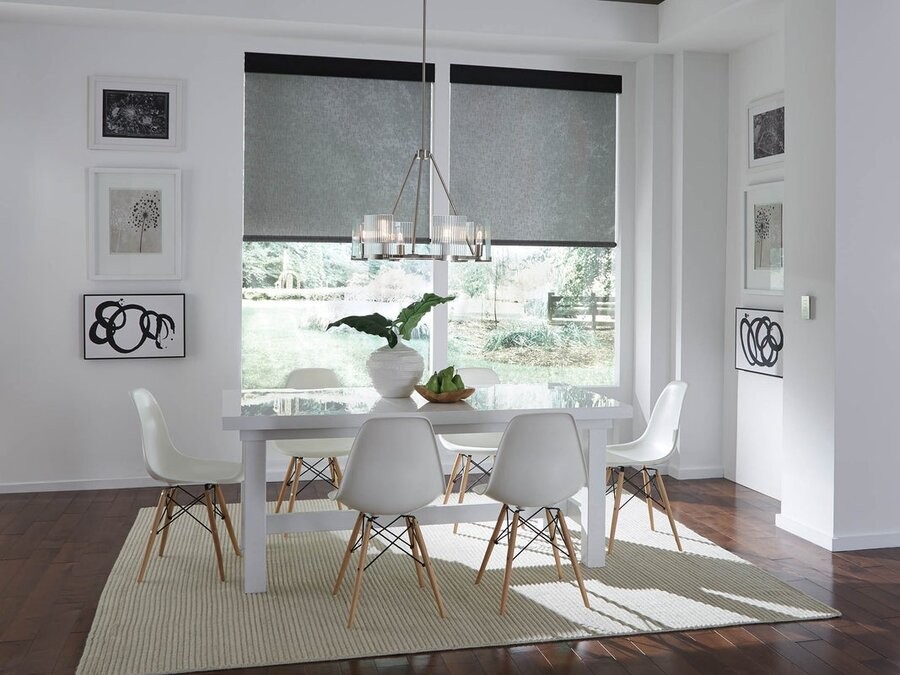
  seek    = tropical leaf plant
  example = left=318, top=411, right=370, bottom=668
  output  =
left=327, top=293, right=455, bottom=348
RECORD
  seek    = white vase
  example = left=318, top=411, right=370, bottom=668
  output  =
left=366, top=342, right=425, bottom=398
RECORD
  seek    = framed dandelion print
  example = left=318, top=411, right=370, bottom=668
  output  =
left=88, top=168, right=182, bottom=280
left=744, top=181, right=784, bottom=294
left=88, top=76, right=183, bottom=150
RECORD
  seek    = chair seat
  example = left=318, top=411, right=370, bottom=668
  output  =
left=439, top=432, right=502, bottom=454
left=274, top=438, right=354, bottom=459
left=159, top=458, right=243, bottom=485
left=606, top=442, right=671, bottom=468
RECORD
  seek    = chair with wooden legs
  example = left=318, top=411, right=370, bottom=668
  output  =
left=605, top=381, right=688, bottom=554
left=273, top=368, right=353, bottom=513
left=130, top=388, right=242, bottom=583
left=438, top=367, right=501, bottom=533
left=475, top=412, right=590, bottom=615
left=331, top=416, right=447, bottom=628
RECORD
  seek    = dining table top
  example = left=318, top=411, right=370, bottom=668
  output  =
left=222, top=383, right=632, bottom=433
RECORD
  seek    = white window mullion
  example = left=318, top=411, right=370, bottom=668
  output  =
left=430, top=57, right=451, bottom=371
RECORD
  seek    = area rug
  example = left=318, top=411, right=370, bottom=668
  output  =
left=77, top=495, right=839, bottom=674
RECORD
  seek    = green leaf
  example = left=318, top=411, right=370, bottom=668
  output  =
left=395, top=293, right=456, bottom=340
left=326, top=313, right=398, bottom=347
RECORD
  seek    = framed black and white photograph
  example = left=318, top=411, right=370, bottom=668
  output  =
left=88, top=76, right=183, bottom=150
left=744, top=180, right=784, bottom=294
left=88, top=168, right=182, bottom=280
left=83, top=294, right=185, bottom=360
left=735, top=307, right=783, bottom=378
left=748, top=92, right=784, bottom=169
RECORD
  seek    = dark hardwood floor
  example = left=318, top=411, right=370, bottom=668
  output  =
left=1, top=477, right=899, bottom=674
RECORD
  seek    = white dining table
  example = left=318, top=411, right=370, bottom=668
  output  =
left=222, top=383, right=632, bottom=593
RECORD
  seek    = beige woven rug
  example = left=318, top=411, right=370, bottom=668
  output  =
left=77, top=495, right=838, bottom=674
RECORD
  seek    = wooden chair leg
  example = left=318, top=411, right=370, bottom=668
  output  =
left=137, top=488, right=168, bottom=583
left=287, top=457, right=303, bottom=514
left=214, top=485, right=241, bottom=556
left=499, top=509, right=520, bottom=615
left=476, top=505, right=508, bottom=584
left=328, top=459, right=344, bottom=510
left=274, top=458, right=295, bottom=514
left=157, top=488, right=175, bottom=557
left=607, top=469, right=625, bottom=555
left=203, top=487, right=225, bottom=582
left=546, top=508, right=564, bottom=580
left=557, top=510, right=590, bottom=608
left=406, top=516, right=424, bottom=588
left=605, top=467, right=612, bottom=486
left=442, top=453, right=462, bottom=504
left=333, top=513, right=364, bottom=595
left=654, top=472, right=683, bottom=551
left=346, top=517, right=373, bottom=628
left=412, top=519, right=446, bottom=619
left=642, top=468, right=655, bottom=530
left=453, top=455, right=473, bottom=534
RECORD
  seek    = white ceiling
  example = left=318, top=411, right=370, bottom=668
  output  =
left=0, top=0, right=784, bottom=58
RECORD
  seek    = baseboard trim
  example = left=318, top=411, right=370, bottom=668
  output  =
left=831, top=530, right=900, bottom=551
left=666, top=465, right=725, bottom=480
left=0, top=469, right=293, bottom=494
left=775, top=514, right=834, bottom=550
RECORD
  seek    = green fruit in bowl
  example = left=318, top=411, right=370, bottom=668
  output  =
left=422, top=366, right=466, bottom=394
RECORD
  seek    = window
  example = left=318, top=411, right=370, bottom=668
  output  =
left=448, top=245, right=616, bottom=385
left=242, top=55, right=621, bottom=389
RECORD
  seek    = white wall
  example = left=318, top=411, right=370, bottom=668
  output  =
left=832, top=0, right=900, bottom=549
left=0, top=16, right=636, bottom=491
left=777, top=0, right=836, bottom=546
left=723, top=31, right=785, bottom=499
left=632, top=54, right=673, bottom=434
left=669, top=51, right=729, bottom=479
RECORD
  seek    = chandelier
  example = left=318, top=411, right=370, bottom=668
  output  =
left=351, top=0, right=490, bottom=262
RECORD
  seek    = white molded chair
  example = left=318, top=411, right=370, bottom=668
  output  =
left=331, top=417, right=446, bottom=628
left=605, top=381, right=688, bottom=554
left=273, top=368, right=353, bottom=513
left=130, top=388, right=242, bottom=583
left=475, top=412, right=590, bottom=615
left=438, top=367, right=501, bottom=532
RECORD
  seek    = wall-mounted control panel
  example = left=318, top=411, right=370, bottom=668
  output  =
left=801, top=295, right=813, bottom=320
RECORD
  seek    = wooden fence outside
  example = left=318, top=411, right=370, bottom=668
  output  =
left=546, top=293, right=615, bottom=330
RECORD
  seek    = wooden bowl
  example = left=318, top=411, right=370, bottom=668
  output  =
left=414, top=385, right=476, bottom=403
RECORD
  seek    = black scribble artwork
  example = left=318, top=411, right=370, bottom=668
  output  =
left=753, top=106, right=784, bottom=160
left=102, top=89, right=170, bottom=139
left=88, top=298, right=176, bottom=354
left=739, top=312, right=784, bottom=370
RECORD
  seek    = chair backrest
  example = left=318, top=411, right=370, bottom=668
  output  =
left=285, top=368, right=342, bottom=389
left=486, top=412, right=585, bottom=508
left=457, top=367, right=500, bottom=387
left=130, top=388, right=186, bottom=483
left=638, top=381, right=689, bottom=459
left=335, top=417, right=445, bottom=516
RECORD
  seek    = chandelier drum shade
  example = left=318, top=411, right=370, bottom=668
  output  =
left=352, top=0, right=490, bottom=263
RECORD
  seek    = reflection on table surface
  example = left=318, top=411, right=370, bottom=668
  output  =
left=237, top=383, right=622, bottom=418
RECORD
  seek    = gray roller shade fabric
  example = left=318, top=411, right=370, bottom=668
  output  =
left=244, top=72, right=431, bottom=240
left=449, top=83, right=617, bottom=246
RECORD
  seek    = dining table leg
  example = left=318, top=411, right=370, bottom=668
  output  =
left=241, top=439, right=268, bottom=593
left=580, top=424, right=608, bottom=567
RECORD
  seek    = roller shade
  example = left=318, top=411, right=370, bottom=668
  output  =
left=449, top=65, right=619, bottom=247
left=243, top=53, right=433, bottom=241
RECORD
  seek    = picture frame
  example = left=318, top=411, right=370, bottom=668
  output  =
left=735, top=307, right=783, bottom=378
left=747, top=92, right=784, bottom=169
left=83, top=293, right=186, bottom=360
left=88, top=76, right=183, bottom=151
left=744, top=181, right=784, bottom=294
left=88, top=168, right=182, bottom=280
